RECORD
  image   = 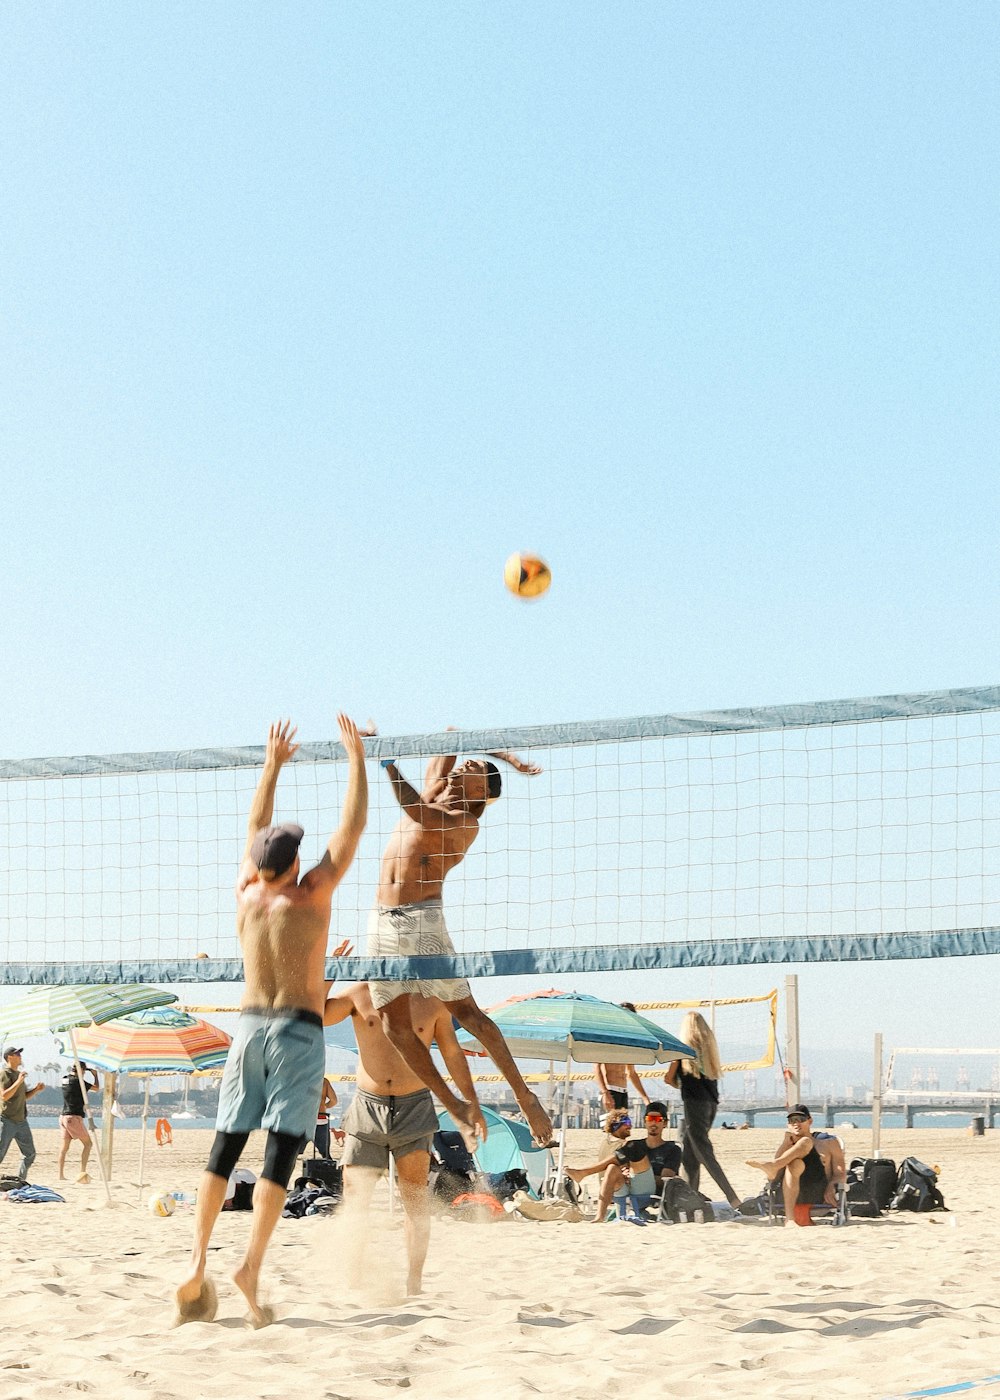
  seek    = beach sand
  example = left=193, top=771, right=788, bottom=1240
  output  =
left=1, top=1126, right=997, bottom=1400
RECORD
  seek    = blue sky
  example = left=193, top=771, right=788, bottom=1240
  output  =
left=2, top=5, right=998, bottom=1063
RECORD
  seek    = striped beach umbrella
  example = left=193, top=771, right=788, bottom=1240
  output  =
left=459, top=990, right=695, bottom=1065
left=0, top=983, right=177, bottom=1038
left=72, top=1007, right=231, bottom=1075
left=71, top=1007, right=231, bottom=1202
left=0, top=984, right=177, bottom=1204
left=457, top=991, right=695, bottom=1189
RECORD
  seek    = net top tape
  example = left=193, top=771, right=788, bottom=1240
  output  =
left=3, top=683, right=999, bottom=780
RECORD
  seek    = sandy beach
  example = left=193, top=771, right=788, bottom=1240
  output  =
left=1, top=1125, right=997, bottom=1400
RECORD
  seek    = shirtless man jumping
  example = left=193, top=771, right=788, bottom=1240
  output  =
left=372, top=742, right=553, bottom=1148
left=174, top=716, right=367, bottom=1327
left=324, top=981, right=485, bottom=1296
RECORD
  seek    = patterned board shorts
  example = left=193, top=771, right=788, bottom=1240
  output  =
left=367, top=898, right=471, bottom=1010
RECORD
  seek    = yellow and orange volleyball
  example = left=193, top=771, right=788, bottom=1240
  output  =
left=504, top=553, right=551, bottom=599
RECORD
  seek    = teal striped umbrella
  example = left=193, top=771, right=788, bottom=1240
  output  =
left=457, top=991, right=695, bottom=1190
left=457, top=990, right=694, bottom=1064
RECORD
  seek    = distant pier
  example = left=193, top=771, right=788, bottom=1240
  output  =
left=717, top=1095, right=999, bottom=1129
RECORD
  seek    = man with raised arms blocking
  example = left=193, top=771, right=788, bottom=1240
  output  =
left=175, top=716, right=367, bottom=1328
left=324, top=981, right=484, bottom=1296
left=373, top=742, right=553, bottom=1148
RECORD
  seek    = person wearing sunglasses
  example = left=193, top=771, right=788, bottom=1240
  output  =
left=567, top=1104, right=680, bottom=1223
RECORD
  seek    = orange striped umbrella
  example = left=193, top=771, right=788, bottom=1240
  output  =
left=73, top=1006, right=231, bottom=1073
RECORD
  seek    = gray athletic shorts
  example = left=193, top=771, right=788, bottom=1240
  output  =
left=341, top=1088, right=438, bottom=1171
left=367, top=898, right=472, bottom=1009
left=216, top=1007, right=325, bottom=1140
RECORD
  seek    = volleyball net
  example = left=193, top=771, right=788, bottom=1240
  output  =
left=2, top=683, right=1000, bottom=987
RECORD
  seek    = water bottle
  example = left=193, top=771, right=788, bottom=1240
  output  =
left=678, top=1210, right=688, bottom=1223
left=693, top=1209, right=705, bottom=1224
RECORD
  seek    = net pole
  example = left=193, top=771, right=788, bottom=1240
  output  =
left=784, top=975, right=801, bottom=1108
left=872, top=1033, right=884, bottom=1159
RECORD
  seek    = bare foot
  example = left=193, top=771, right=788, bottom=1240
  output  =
left=173, top=1277, right=218, bottom=1326
left=406, top=1272, right=423, bottom=1297
left=746, top=1159, right=780, bottom=1181
left=565, top=1167, right=583, bottom=1183
left=520, top=1092, right=555, bottom=1148
left=77, top=1173, right=90, bottom=1185
left=233, top=1264, right=273, bottom=1329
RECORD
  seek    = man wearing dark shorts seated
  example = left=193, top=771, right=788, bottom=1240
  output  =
left=174, top=716, right=367, bottom=1327
left=568, top=1103, right=681, bottom=1222
left=746, top=1104, right=847, bottom=1224
left=324, top=981, right=484, bottom=1296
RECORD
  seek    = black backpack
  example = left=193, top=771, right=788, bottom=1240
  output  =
left=847, top=1157, right=897, bottom=1216
left=661, top=1176, right=715, bottom=1222
left=486, top=1168, right=530, bottom=1202
left=890, top=1157, right=947, bottom=1212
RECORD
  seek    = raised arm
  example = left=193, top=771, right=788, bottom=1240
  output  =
left=663, top=1060, right=680, bottom=1090
left=305, top=715, right=369, bottom=890
left=487, top=748, right=543, bottom=776
left=381, top=761, right=454, bottom=827
left=241, top=720, right=299, bottom=864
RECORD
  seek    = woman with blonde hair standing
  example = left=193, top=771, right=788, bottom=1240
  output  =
left=664, top=1011, right=741, bottom=1209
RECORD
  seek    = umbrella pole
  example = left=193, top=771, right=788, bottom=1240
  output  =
left=69, top=1029, right=113, bottom=1207
left=137, top=1078, right=150, bottom=1205
left=553, top=1036, right=573, bottom=1192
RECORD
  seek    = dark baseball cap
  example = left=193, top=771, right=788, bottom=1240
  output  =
left=3, top=1046, right=23, bottom=1058
left=787, top=1104, right=812, bottom=1120
left=250, top=823, right=304, bottom=877
left=645, top=1101, right=669, bottom=1118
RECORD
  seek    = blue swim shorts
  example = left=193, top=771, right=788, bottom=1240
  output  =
left=216, top=1007, right=325, bottom=1140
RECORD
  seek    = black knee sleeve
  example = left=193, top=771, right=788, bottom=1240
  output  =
left=261, top=1130, right=304, bottom=1189
left=206, top=1130, right=250, bottom=1181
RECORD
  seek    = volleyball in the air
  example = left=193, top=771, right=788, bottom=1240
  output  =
left=148, top=1191, right=176, bottom=1217
left=504, top=553, right=551, bottom=599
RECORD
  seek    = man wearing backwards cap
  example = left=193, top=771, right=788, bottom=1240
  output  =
left=175, top=715, right=368, bottom=1328
left=746, top=1105, right=847, bottom=1224
left=1, top=1047, right=45, bottom=1181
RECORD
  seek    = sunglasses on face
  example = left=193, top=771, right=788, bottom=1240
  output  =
left=645, top=1114, right=665, bottom=1123
left=614, top=1117, right=632, bottom=1128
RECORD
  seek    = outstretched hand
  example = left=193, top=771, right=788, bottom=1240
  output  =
left=491, top=749, right=543, bottom=776
left=266, top=720, right=299, bottom=768
left=337, top=712, right=367, bottom=763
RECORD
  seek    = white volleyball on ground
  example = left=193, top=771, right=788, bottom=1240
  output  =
left=148, top=1191, right=176, bottom=1217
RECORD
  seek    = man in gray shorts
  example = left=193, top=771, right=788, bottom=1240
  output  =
left=324, top=980, right=483, bottom=1296
left=373, top=739, right=553, bottom=1149
left=175, top=715, right=367, bottom=1328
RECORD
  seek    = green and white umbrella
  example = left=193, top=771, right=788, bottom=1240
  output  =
left=0, top=984, right=177, bottom=1038
left=0, top=984, right=178, bottom=1204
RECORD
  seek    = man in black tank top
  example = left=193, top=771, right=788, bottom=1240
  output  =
left=745, top=1105, right=846, bottom=1225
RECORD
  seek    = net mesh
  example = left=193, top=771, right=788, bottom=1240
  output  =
left=3, top=685, right=1000, bottom=985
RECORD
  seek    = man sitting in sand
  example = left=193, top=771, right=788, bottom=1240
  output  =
left=175, top=716, right=367, bottom=1327
left=324, top=980, right=485, bottom=1296
left=58, top=1059, right=99, bottom=1182
left=567, top=1103, right=680, bottom=1223
left=746, top=1104, right=847, bottom=1224
left=371, top=736, right=552, bottom=1149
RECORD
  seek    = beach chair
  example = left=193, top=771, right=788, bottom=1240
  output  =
left=763, top=1135, right=850, bottom=1228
